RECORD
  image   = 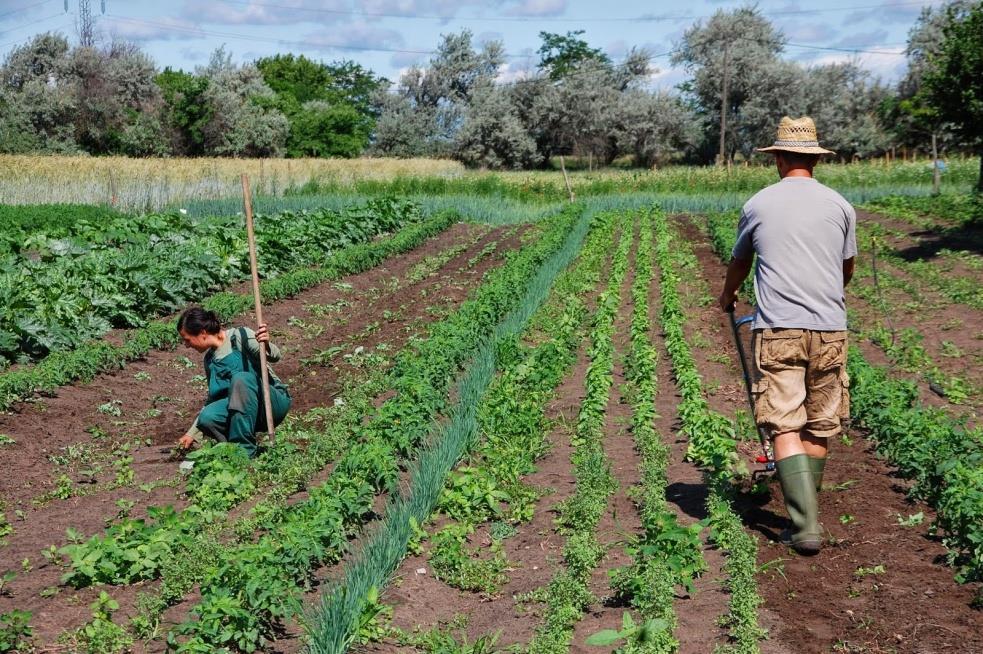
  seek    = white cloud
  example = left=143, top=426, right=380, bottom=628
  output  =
left=302, top=23, right=407, bottom=53
left=103, top=16, right=202, bottom=42
left=842, top=0, right=937, bottom=26
left=180, top=0, right=351, bottom=26
left=503, top=0, right=567, bottom=17
left=803, top=46, right=908, bottom=81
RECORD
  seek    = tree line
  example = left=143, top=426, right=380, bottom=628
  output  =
left=0, top=2, right=979, bottom=178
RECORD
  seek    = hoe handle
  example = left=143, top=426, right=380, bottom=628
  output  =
left=727, top=308, right=774, bottom=468
left=242, top=174, right=275, bottom=443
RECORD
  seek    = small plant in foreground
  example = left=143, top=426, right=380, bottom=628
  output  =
left=0, top=610, right=33, bottom=653
left=585, top=612, right=668, bottom=648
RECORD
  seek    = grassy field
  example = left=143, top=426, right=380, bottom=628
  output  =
left=0, top=155, right=977, bottom=212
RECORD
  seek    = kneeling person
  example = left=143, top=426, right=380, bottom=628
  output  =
left=176, top=307, right=291, bottom=457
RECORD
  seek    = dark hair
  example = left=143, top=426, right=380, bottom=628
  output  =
left=177, top=307, right=222, bottom=336
left=776, top=151, right=821, bottom=168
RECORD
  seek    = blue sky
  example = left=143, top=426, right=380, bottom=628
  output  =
left=0, top=0, right=946, bottom=90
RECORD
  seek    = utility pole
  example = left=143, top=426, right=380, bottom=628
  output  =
left=718, top=41, right=730, bottom=168
left=67, top=0, right=105, bottom=48
left=78, top=0, right=93, bottom=47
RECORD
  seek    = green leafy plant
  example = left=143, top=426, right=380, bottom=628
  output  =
left=0, top=610, right=33, bottom=653
left=67, top=592, right=133, bottom=654
left=585, top=612, right=668, bottom=648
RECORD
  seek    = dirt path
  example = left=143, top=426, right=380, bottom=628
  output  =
left=0, top=222, right=527, bottom=645
left=678, top=215, right=983, bottom=654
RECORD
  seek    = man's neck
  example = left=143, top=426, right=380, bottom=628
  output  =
left=781, top=169, right=813, bottom=179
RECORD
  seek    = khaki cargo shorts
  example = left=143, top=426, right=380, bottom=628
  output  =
left=751, top=328, right=850, bottom=438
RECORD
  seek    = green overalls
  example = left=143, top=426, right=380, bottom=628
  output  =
left=187, top=328, right=291, bottom=457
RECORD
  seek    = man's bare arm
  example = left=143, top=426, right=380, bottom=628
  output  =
left=843, top=257, right=855, bottom=287
left=718, top=256, right=754, bottom=311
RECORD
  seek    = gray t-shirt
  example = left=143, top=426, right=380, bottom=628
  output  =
left=732, top=176, right=857, bottom=331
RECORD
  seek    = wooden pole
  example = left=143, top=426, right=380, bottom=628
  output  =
left=718, top=41, right=731, bottom=168
left=559, top=155, right=575, bottom=202
left=241, top=174, right=276, bottom=442
left=931, top=132, right=940, bottom=195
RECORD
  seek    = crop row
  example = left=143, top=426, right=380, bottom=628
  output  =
left=848, top=354, right=983, bottom=590
left=1, top=197, right=421, bottom=364
left=406, top=207, right=618, bottom=603
left=0, top=204, right=128, bottom=256
left=346, top=205, right=619, bottom=652
left=0, top=206, right=453, bottom=411
left=306, top=206, right=601, bottom=652
left=48, top=206, right=581, bottom=651
left=605, top=214, right=696, bottom=653
left=862, top=194, right=982, bottom=230
left=523, top=212, right=633, bottom=654
left=859, top=223, right=982, bottom=311
left=654, top=210, right=764, bottom=653
left=179, top=204, right=584, bottom=651
left=167, top=207, right=586, bottom=652
left=847, top=251, right=975, bottom=405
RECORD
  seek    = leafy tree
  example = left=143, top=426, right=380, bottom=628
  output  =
left=197, top=47, right=288, bottom=157
left=256, top=54, right=384, bottom=157
left=921, top=2, right=983, bottom=191
left=0, top=32, right=79, bottom=153
left=453, top=83, right=539, bottom=169
left=612, top=90, right=700, bottom=167
left=64, top=40, right=166, bottom=155
left=537, top=30, right=610, bottom=80
left=156, top=68, right=212, bottom=155
left=882, top=1, right=972, bottom=156
left=372, top=30, right=504, bottom=157
left=800, top=62, right=891, bottom=159
left=672, top=7, right=786, bottom=163
left=256, top=53, right=331, bottom=107
left=286, top=101, right=368, bottom=158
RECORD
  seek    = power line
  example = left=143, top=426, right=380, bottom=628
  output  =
left=209, top=0, right=941, bottom=24
left=104, top=14, right=456, bottom=56
left=102, top=13, right=908, bottom=60
left=0, top=0, right=57, bottom=22
left=0, top=11, right=64, bottom=36
left=0, top=20, right=72, bottom=49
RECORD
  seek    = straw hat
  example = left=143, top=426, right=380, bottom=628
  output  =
left=756, top=116, right=835, bottom=155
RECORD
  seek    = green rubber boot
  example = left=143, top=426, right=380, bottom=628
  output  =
left=808, top=456, right=826, bottom=493
left=776, top=454, right=823, bottom=555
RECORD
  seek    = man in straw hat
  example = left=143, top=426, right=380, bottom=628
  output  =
left=718, top=116, right=857, bottom=555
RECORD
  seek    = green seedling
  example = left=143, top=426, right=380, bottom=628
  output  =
left=854, top=564, right=885, bottom=579
left=133, top=371, right=151, bottom=381
left=0, top=571, right=15, bottom=596
left=0, top=434, right=14, bottom=447
left=896, top=512, right=924, bottom=527
left=585, top=612, right=668, bottom=647
left=97, top=400, right=122, bottom=417
left=839, top=514, right=856, bottom=525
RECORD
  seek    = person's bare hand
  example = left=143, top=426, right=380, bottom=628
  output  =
left=255, top=323, right=269, bottom=343
left=178, top=433, right=196, bottom=449
left=718, top=289, right=738, bottom=313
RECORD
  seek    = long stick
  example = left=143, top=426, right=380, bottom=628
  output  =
left=727, top=309, right=774, bottom=470
left=241, top=174, right=275, bottom=442
left=559, top=155, right=575, bottom=202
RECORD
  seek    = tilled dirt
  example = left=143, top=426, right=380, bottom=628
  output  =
left=0, top=221, right=527, bottom=646
left=852, top=210, right=983, bottom=413
left=679, top=214, right=983, bottom=654
left=361, top=225, right=622, bottom=653
left=570, top=224, right=642, bottom=652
